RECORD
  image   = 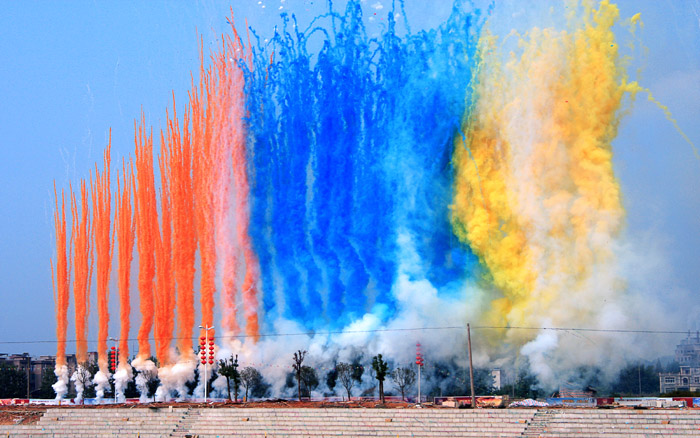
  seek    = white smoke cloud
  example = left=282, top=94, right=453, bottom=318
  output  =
left=52, top=365, right=69, bottom=400
left=70, top=364, right=91, bottom=403
left=132, top=357, right=158, bottom=402
left=113, top=362, right=133, bottom=402
left=92, top=370, right=110, bottom=401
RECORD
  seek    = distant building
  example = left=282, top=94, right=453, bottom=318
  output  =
left=676, top=331, right=700, bottom=365
left=0, top=352, right=97, bottom=398
left=659, top=332, right=700, bottom=393
left=659, top=366, right=700, bottom=393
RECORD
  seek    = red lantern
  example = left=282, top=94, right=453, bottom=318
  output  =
left=201, top=360, right=206, bottom=365
left=208, top=360, right=213, bottom=365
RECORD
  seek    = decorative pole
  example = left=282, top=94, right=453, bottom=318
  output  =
left=199, top=325, right=215, bottom=403
left=416, top=343, right=424, bottom=406
left=468, top=323, right=476, bottom=408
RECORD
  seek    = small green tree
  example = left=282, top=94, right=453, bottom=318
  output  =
left=218, top=355, right=241, bottom=401
left=372, top=354, right=389, bottom=403
left=36, top=368, right=57, bottom=399
left=326, top=367, right=338, bottom=393
left=240, top=367, right=263, bottom=401
left=299, top=366, right=319, bottom=398
left=391, top=367, right=416, bottom=401
left=336, top=363, right=356, bottom=400
left=0, top=365, right=27, bottom=398
left=292, top=350, right=307, bottom=401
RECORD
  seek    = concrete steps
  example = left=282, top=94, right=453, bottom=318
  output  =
left=171, top=408, right=536, bottom=438
left=1, top=407, right=699, bottom=438
left=526, top=409, right=700, bottom=437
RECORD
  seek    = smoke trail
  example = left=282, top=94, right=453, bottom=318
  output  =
left=133, top=114, right=157, bottom=360
left=153, top=128, right=178, bottom=400
left=113, top=362, right=133, bottom=402
left=244, top=0, right=481, bottom=330
left=221, top=21, right=261, bottom=341
left=70, top=180, right=93, bottom=363
left=212, top=30, right=243, bottom=339
left=51, top=185, right=71, bottom=369
left=115, top=159, right=135, bottom=365
left=451, top=1, right=642, bottom=384
left=52, top=365, right=69, bottom=401
left=132, top=356, right=157, bottom=402
left=70, top=364, right=91, bottom=402
left=192, top=52, right=217, bottom=339
left=51, top=186, right=71, bottom=399
left=155, top=132, right=175, bottom=367
left=90, top=134, right=113, bottom=376
left=168, top=96, right=198, bottom=364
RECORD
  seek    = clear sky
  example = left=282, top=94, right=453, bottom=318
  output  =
left=0, top=0, right=698, bottom=357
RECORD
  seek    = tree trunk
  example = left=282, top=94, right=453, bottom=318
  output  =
left=226, top=376, right=231, bottom=401
left=401, top=387, right=405, bottom=401
left=346, top=387, right=351, bottom=401
left=297, top=375, right=301, bottom=401
left=379, top=381, right=384, bottom=403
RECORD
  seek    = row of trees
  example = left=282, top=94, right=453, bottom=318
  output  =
left=3, top=354, right=683, bottom=400
left=285, top=350, right=414, bottom=402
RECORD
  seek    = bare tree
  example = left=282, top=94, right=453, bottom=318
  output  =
left=391, top=367, right=416, bottom=401
left=240, top=367, right=263, bottom=401
left=73, top=361, right=93, bottom=403
left=292, top=350, right=307, bottom=401
left=336, top=363, right=355, bottom=400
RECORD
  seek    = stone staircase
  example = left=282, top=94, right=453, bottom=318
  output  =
left=520, top=409, right=700, bottom=437
left=2, top=407, right=700, bottom=438
left=170, top=408, right=536, bottom=437
left=0, top=407, right=189, bottom=437
left=521, top=409, right=555, bottom=437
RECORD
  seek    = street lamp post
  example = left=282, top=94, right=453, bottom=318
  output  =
left=416, top=343, right=424, bottom=406
left=108, top=337, right=118, bottom=404
left=198, top=325, right=215, bottom=403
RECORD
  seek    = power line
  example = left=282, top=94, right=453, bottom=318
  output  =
left=0, top=325, right=692, bottom=346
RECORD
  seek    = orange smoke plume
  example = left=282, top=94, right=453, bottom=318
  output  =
left=90, top=134, right=113, bottom=372
left=70, top=180, right=93, bottom=363
left=115, top=159, right=135, bottom=364
left=154, top=130, right=176, bottom=366
left=214, top=19, right=261, bottom=341
left=133, top=114, right=157, bottom=359
left=51, top=184, right=71, bottom=368
left=167, top=96, right=198, bottom=359
left=192, top=46, right=217, bottom=339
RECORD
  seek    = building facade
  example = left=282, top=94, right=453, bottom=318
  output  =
left=0, top=352, right=97, bottom=398
left=659, top=366, right=700, bottom=393
left=658, top=332, right=700, bottom=393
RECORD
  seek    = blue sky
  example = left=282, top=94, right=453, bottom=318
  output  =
left=0, top=0, right=697, bottom=357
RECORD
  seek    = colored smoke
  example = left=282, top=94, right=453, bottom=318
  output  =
left=70, top=364, right=90, bottom=402
left=52, top=365, right=69, bottom=400
left=93, top=370, right=110, bottom=401
left=132, top=357, right=157, bottom=402
left=50, top=0, right=695, bottom=396
left=114, top=363, right=134, bottom=403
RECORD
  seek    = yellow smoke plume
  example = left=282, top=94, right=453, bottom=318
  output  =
left=452, top=0, right=641, bottom=348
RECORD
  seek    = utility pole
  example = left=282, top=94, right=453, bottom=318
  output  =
left=638, top=364, right=642, bottom=396
left=26, top=354, right=31, bottom=399
left=467, top=323, right=476, bottom=408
